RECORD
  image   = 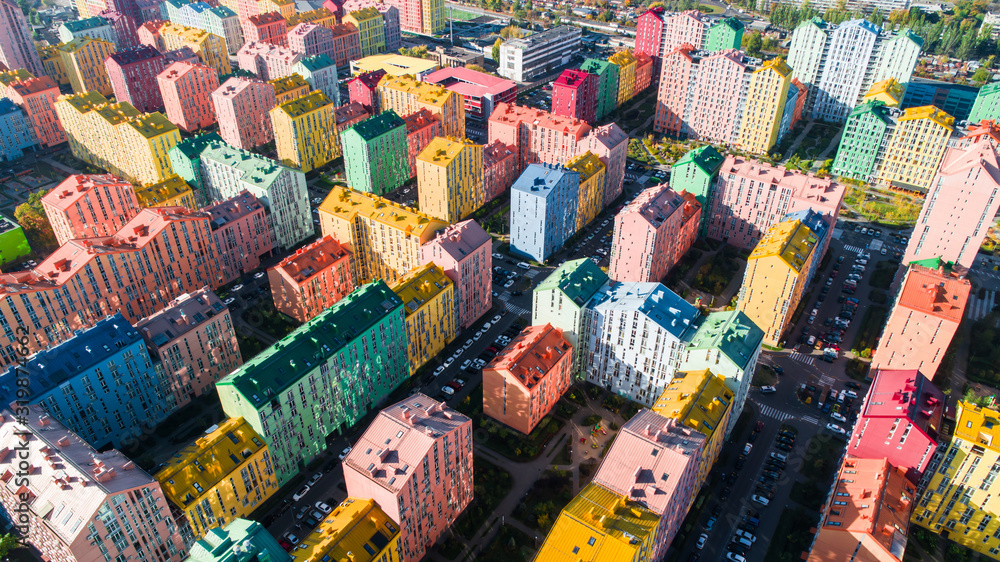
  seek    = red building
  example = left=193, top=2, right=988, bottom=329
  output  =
left=98, top=9, right=140, bottom=48
left=847, top=369, right=944, bottom=483
left=635, top=7, right=666, bottom=72
left=423, top=66, right=517, bottom=122
left=635, top=51, right=654, bottom=93
left=329, top=23, right=361, bottom=68
left=42, top=174, right=141, bottom=246
left=483, top=140, right=516, bottom=202
left=105, top=45, right=166, bottom=112
left=243, top=12, right=288, bottom=48
left=333, top=100, right=369, bottom=133
left=268, top=235, right=355, bottom=322
left=551, top=68, right=596, bottom=124
left=403, top=108, right=439, bottom=178
left=4, top=75, right=65, bottom=147
left=137, top=20, right=167, bottom=51
left=347, top=69, right=385, bottom=113
left=205, top=190, right=276, bottom=284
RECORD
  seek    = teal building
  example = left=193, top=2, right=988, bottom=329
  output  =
left=705, top=18, right=744, bottom=51
left=341, top=110, right=409, bottom=195
left=580, top=58, right=619, bottom=120
left=969, top=82, right=1000, bottom=124
left=167, top=131, right=224, bottom=205
left=831, top=100, right=893, bottom=182
left=188, top=519, right=291, bottom=562
left=670, top=145, right=724, bottom=235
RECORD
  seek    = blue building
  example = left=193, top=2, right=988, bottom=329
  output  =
left=291, top=55, right=341, bottom=106
left=0, top=314, right=173, bottom=450
left=0, top=99, right=38, bottom=162
left=510, top=163, right=580, bottom=263
left=783, top=208, right=830, bottom=286
left=901, top=77, right=979, bottom=122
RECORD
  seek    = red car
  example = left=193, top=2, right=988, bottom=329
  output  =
left=754, top=421, right=764, bottom=433
left=278, top=540, right=292, bottom=552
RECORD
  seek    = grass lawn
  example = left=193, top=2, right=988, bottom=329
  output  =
left=453, top=456, right=513, bottom=539
left=479, top=523, right=537, bottom=562
left=869, top=260, right=896, bottom=290
left=801, top=434, right=844, bottom=482
left=752, top=365, right=778, bottom=387
left=762, top=507, right=820, bottom=562
left=690, top=246, right=742, bottom=295
left=790, top=480, right=826, bottom=510
left=513, top=469, right=574, bottom=532
left=851, top=305, right=888, bottom=356
left=242, top=299, right=300, bottom=340
left=238, top=334, right=268, bottom=361
left=457, top=384, right=565, bottom=461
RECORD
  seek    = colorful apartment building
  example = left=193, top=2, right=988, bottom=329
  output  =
left=420, top=219, right=491, bottom=329
left=864, top=77, right=904, bottom=107
left=0, top=100, right=37, bottom=161
left=809, top=457, right=914, bottom=562
left=609, top=183, right=700, bottom=283
left=287, top=23, right=335, bottom=62
left=37, top=45, right=70, bottom=85
left=169, top=3, right=245, bottom=55
left=735, top=58, right=792, bottom=155
left=212, top=76, right=277, bottom=149
left=483, top=140, right=517, bottom=202
left=219, top=281, right=409, bottom=486
left=0, top=0, right=43, bottom=76
left=635, top=51, right=654, bottom=94
left=166, top=132, right=221, bottom=200
left=42, top=174, right=139, bottom=245
left=292, top=498, right=401, bottom=562
left=379, top=74, right=463, bottom=137
left=706, top=17, right=744, bottom=51
left=381, top=0, right=444, bottom=35
left=871, top=260, right=971, bottom=378
left=343, top=393, right=473, bottom=562
left=137, top=288, right=243, bottom=407
left=831, top=100, right=894, bottom=182
left=348, top=68, right=386, bottom=113
left=565, top=151, right=606, bottom=231
left=424, top=66, right=517, bottom=123
left=417, top=136, right=483, bottom=224
left=551, top=68, right=597, bottom=123
left=160, top=22, right=232, bottom=75
left=341, top=110, right=409, bottom=195
left=269, top=73, right=310, bottom=104
left=96, top=11, right=136, bottom=51
left=156, top=417, right=277, bottom=539
left=340, top=0, right=401, bottom=52
left=488, top=102, right=592, bottom=172
left=670, top=145, right=723, bottom=235
left=390, top=263, right=457, bottom=372
left=138, top=19, right=168, bottom=50
left=334, top=100, right=371, bottom=132
left=158, top=61, right=219, bottom=132
left=189, top=519, right=290, bottom=562
left=342, top=8, right=384, bottom=58
left=510, top=163, right=580, bottom=263
left=578, top=123, right=628, bottom=208
left=532, top=258, right=609, bottom=375
left=271, top=91, right=340, bottom=172
left=1, top=73, right=64, bottom=147
left=876, top=105, right=954, bottom=192
left=970, top=81, right=1000, bottom=123
left=243, top=11, right=287, bottom=47
left=205, top=191, right=276, bottom=283
left=135, top=175, right=197, bottom=208
left=325, top=23, right=361, bottom=68
left=579, top=58, right=618, bottom=120
left=0, top=405, right=187, bottom=562
left=634, top=8, right=721, bottom=71
left=58, top=37, right=116, bottom=95
left=268, top=235, right=355, bottom=323
left=402, top=108, right=439, bottom=178
left=608, top=50, right=636, bottom=107
left=706, top=155, right=844, bottom=250
left=291, top=54, right=341, bottom=105
left=483, top=323, right=572, bottom=434
left=284, top=7, right=337, bottom=29
left=107, top=46, right=167, bottom=112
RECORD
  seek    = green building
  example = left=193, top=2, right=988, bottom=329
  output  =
left=341, top=110, right=409, bottom=196
left=168, top=131, right=224, bottom=206
left=705, top=17, right=744, bottom=52
left=580, top=58, right=619, bottom=121
left=532, top=258, right=609, bottom=377
left=188, top=519, right=291, bottom=562
left=969, top=81, right=1000, bottom=124
left=217, top=280, right=409, bottom=486
left=831, top=100, right=892, bottom=182
left=671, top=145, right=724, bottom=235
left=0, top=213, right=30, bottom=267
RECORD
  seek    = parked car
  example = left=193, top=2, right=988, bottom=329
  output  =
left=314, top=501, right=332, bottom=514
left=338, top=447, right=352, bottom=460
left=831, top=412, right=847, bottom=423
left=826, top=423, right=847, bottom=435
left=760, top=385, right=776, bottom=394
left=442, top=386, right=455, bottom=396
left=752, top=495, right=770, bottom=506
left=696, top=534, right=708, bottom=549
left=705, top=517, right=717, bottom=530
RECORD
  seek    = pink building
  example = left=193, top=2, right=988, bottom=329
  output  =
left=420, top=219, right=491, bottom=329
left=423, top=66, right=517, bottom=123
left=4, top=75, right=65, bottom=147
left=348, top=69, right=386, bottom=113
left=164, top=47, right=201, bottom=65
left=136, top=288, right=243, bottom=407
left=635, top=51, right=653, bottom=93
left=287, top=22, right=335, bottom=61
left=106, top=45, right=167, bottom=113
left=594, top=409, right=705, bottom=560
left=483, top=140, right=516, bottom=202
left=236, top=41, right=302, bottom=80
left=0, top=405, right=187, bottom=562
left=654, top=47, right=747, bottom=143
left=0, top=0, right=43, bottom=76
left=403, top=107, right=439, bottom=178
left=488, top=102, right=591, bottom=172
left=243, top=12, right=288, bottom=47
left=871, top=261, right=971, bottom=379
left=904, top=138, right=1000, bottom=269
left=328, top=23, right=361, bottom=68
left=212, top=76, right=277, bottom=149
left=609, top=184, right=701, bottom=283
left=42, top=174, right=141, bottom=245
left=333, top=100, right=370, bottom=132
left=343, top=393, right=473, bottom=562
left=848, top=369, right=944, bottom=482
left=551, top=68, right=597, bottom=124
left=267, top=234, right=355, bottom=323
left=98, top=9, right=140, bottom=48
left=158, top=61, right=220, bottom=132
left=483, top=324, right=572, bottom=434
left=138, top=19, right=167, bottom=50
left=578, top=123, right=628, bottom=208
left=635, top=8, right=705, bottom=77
left=205, top=190, right=276, bottom=283
left=707, top=155, right=845, bottom=250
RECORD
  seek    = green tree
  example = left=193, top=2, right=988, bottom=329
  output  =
left=0, top=533, right=19, bottom=557
left=492, top=37, right=502, bottom=61
left=743, top=31, right=763, bottom=56
left=14, top=189, right=56, bottom=251
left=972, top=65, right=991, bottom=85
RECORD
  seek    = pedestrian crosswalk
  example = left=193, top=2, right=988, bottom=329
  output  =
left=842, top=244, right=865, bottom=254
left=968, top=290, right=997, bottom=321
left=819, top=374, right=837, bottom=387
left=503, top=301, right=530, bottom=317
left=974, top=269, right=1000, bottom=282
left=800, top=415, right=820, bottom=425
left=758, top=404, right=795, bottom=422
left=789, top=351, right=815, bottom=366
left=524, top=269, right=541, bottom=279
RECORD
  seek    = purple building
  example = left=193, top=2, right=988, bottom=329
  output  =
left=105, top=45, right=166, bottom=112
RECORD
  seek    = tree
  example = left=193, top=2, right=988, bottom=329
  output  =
left=743, top=31, right=763, bottom=56
left=0, top=533, right=18, bottom=557
left=972, top=64, right=991, bottom=85
left=500, top=25, right=524, bottom=38
left=492, top=37, right=502, bottom=61
left=398, top=45, right=433, bottom=59
left=14, top=189, right=55, bottom=251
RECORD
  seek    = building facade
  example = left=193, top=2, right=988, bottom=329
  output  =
left=58, top=37, right=116, bottom=95
left=551, top=68, right=597, bottom=124
left=291, top=498, right=401, bottom=562
left=390, top=263, right=457, bottom=373
left=378, top=74, right=464, bottom=137
left=0, top=0, right=44, bottom=76
left=42, top=174, right=141, bottom=245
left=341, top=110, right=409, bottom=196
left=510, top=163, right=579, bottom=263
left=212, top=76, right=277, bottom=150
left=420, top=219, right=491, bottom=330
left=267, top=235, right=355, bottom=323
left=670, top=145, right=723, bottom=235
left=532, top=258, right=609, bottom=375
left=498, top=25, right=582, bottom=82
left=609, top=183, right=700, bottom=283
left=158, top=61, right=220, bottom=132
left=271, top=91, right=340, bottom=172
left=488, top=102, right=592, bottom=172
left=2, top=74, right=65, bottom=148
left=423, top=66, right=517, bottom=123
left=417, top=136, right=484, bottom=224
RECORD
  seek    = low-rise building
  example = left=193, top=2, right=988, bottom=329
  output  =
left=268, top=235, right=355, bottom=323
left=420, top=219, right=492, bottom=329
left=423, top=66, right=516, bottom=123
left=609, top=183, right=700, bottom=283
left=291, top=498, right=401, bottom=562
left=350, top=53, right=438, bottom=80
left=498, top=25, right=581, bottom=82
left=391, top=263, right=457, bottom=372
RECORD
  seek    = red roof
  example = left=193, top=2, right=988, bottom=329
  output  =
left=423, top=67, right=516, bottom=98
left=897, top=264, right=971, bottom=322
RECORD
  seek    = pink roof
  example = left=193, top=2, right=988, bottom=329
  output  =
left=553, top=68, right=591, bottom=90
left=423, top=67, right=516, bottom=98
left=897, top=264, right=971, bottom=322
left=43, top=174, right=132, bottom=211
left=423, top=219, right=490, bottom=261
left=720, top=155, right=844, bottom=205
left=585, top=123, right=627, bottom=150
left=248, top=12, right=285, bottom=25
left=215, top=75, right=269, bottom=97
left=863, top=369, right=944, bottom=432
left=620, top=183, right=692, bottom=226
left=487, top=324, right=571, bottom=390
left=489, top=102, right=591, bottom=135
left=9, top=75, right=58, bottom=95
left=403, top=108, right=438, bottom=133
left=939, top=138, right=1000, bottom=183
left=157, top=60, right=201, bottom=83
left=135, top=288, right=225, bottom=345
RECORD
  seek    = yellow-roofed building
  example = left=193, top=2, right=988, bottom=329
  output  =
left=160, top=23, right=232, bottom=76
left=876, top=105, right=954, bottom=193
left=377, top=75, right=464, bottom=137
left=293, top=498, right=401, bottom=562
left=390, top=263, right=457, bottom=372
left=737, top=219, right=819, bottom=347
left=608, top=50, right=637, bottom=107
left=535, top=482, right=660, bottom=562
left=350, top=54, right=440, bottom=80
left=259, top=0, right=295, bottom=18
left=155, top=417, right=278, bottom=540
left=652, top=369, right=733, bottom=497
left=863, top=78, right=904, bottom=108
left=285, top=7, right=337, bottom=29
left=417, top=136, right=483, bottom=224
left=270, top=74, right=311, bottom=104
left=57, top=37, right=116, bottom=95
left=271, top=91, right=339, bottom=172
left=136, top=175, right=198, bottom=208
left=736, top=58, right=792, bottom=155
left=318, top=187, right=449, bottom=284
left=38, top=46, right=70, bottom=85
left=0, top=69, right=32, bottom=89
left=344, top=8, right=386, bottom=58
left=565, top=151, right=606, bottom=231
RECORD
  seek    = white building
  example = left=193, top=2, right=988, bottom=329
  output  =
left=498, top=25, right=582, bottom=82
left=167, top=2, right=244, bottom=55
left=982, top=12, right=1000, bottom=40
left=532, top=258, right=610, bottom=376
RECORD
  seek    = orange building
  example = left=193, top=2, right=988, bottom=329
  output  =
left=483, top=323, right=572, bottom=434
left=3, top=74, right=65, bottom=147
left=808, top=456, right=915, bottom=562
left=634, top=51, right=653, bottom=93
left=267, top=235, right=355, bottom=323
left=42, top=174, right=141, bottom=245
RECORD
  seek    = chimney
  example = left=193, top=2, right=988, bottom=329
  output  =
left=57, top=436, right=70, bottom=447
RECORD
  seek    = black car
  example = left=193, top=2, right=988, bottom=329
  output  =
left=720, top=487, right=731, bottom=500
left=727, top=471, right=739, bottom=485
left=778, top=430, right=795, bottom=439
left=735, top=456, right=746, bottom=469
left=775, top=443, right=793, bottom=453
left=776, top=439, right=794, bottom=448
left=845, top=381, right=862, bottom=390
left=727, top=542, right=749, bottom=556
left=763, top=470, right=781, bottom=480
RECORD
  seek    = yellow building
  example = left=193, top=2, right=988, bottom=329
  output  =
left=652, top=369, right=733, bottom=497
left=876, top=105, right=954, bottom=192
left=318, top=187, right=449, bottom=284
left=416, top=136, right=483, bottom=224
left=390, top=263, right=458, bottom=372
left=38, top=46, right=70, bottom=85
left=350, top=54, right=439, bottom=79
left=285, top=7, right=337, bottom=29
left=736, top=58, right=792, bottom=155
left=271, top=91, right=340, bottom=173
left=136, top=175, right=198, bottom=208
left=160, top=23, right=232, bottom=76
left=377, top=75, right=464, bottom=137
left=57, top=37, right=116, bottom=95
left=0, top=69, right=32, bottom=89
left=270, top=74, right=311, bottom=104
left=536, top=483, right=660, bottom=562
left=259, top=0, right=295, bottom=18
left=911, top=401, right=1000, bottom=559
left=565, top=151, right=606, bottom=231
left=737, top=219, right=819, bottom=347
left=54, top=91, right=182, bottom=186
left=156, top=417, right=278, bottom=539
left=863, top=78, right=904, bottom=107
left=344, top=8, right=386, bottom=58
left=293, top=498, right=401, bottom=562
left=608, top=50, right=636, bottom=107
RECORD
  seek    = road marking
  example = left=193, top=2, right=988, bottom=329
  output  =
left=819, top=375, right=836, bottom=387
left=789, top=352, right=815, bottom=366
left=524, top=269, right=541, bottom=279
left=800, top=416, right=820, bottom=425
left=758, top=404, right=795, bottom=421
left=503, top=301, right=530, bottom=316
left=842, top=244, right=865, bottom=254
left=967, top=290, right=996, bottom=322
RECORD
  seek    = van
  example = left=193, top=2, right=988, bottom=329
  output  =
left=516, top=262, right=531, bottom=270
left=733, top=536, right=753, bottom=548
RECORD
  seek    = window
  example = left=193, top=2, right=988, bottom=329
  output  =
left=588, top=537, right=596, bottom=546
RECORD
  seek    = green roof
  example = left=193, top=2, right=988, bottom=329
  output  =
left=218, top=281, right=403, bottom=406
left=534, top=258, right=609, bottom=307
left=580, top=58, right=612, bottom=74
left=673, top=145, right=724, bottom=176
left=715, top=17, right=743, bottom=32
left=980, top=81, right=1000, bottom=97
left=686, top=310, right=763, bottom=371
left=348, top=110, right=405, bottom=141
left=170, top=132, right=223, bottom=161
left=909, top=256, right=955, bottom=272
left=188, top=519, right=290, bottom=562
left=849, top=99, right=893, bottom=124
left=294, top=54, right=337, bottom=72
left=61, top=17, right=108, bottom=32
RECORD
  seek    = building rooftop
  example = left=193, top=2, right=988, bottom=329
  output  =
left=43, top=174, right=131, bottom=211
left=512, top=163, right=579, bottom=199
left=749, top=219, right=819, bottom=273
left=591, top=282, right=699, bottom=341
left=402, top=108, right=439, bottom=133
left=334, top=101, right=370, bottom=125
left=349, top=110, right=405, bottom=141
left=189, top=519, right=289, bottom=562
left=293, top=53, right=337, bottom=73
left=565, top=152, right=604, bottom=183
left=783, top=208, right=830, bottom=245
left=276, top=91, right=333, bottom=118
left=319, top=187, right=448, bottom=237
left=128, top=111, right=179, bottom=139
left=60, top=16, right=108, bottom=31
left=285, top=7, right=336, bottom=27
left=672, top=144, right=724, bottom=176
left=553, top=68, right=591, bottom=90
left=534, top=258, right=608, bottom=306
left=248, top=11, right=286, bottom=25
left=292, top=497, right=398, bottom=562
left=135, top=176, right=193, bottom=207
left=423, top=66, right=516, bottom=99
left=329, top=22, right=359, bottom=38
left=504, top=25, right=580, bottom=50
left=0, top=69, right=33, bottom=88
left=608, top=50, right=636, bottom=67
left=862, top=368, right=944, bottom=440
left=350, top=69, right=387, bottom=90
left=390, top=263, right=452, bottom=316
left=489, top=102, right=591, bottom=135
left=865, top=78, right=904, bottom=107
left=201, top=143, right=297, bottom=189
left=423, top=219, right=490, bottom=262
left=487, top=324, right=571, bottom=390
left=107, top=45, right=164, bottom=67
left=204, top=190, right=267, bottom=231
left=897, top=263, right=971, bottom=323
left=719, top=155, right=845, bottom=206
left=417, top=136, right=477, bottom=167
left=272, top=235, right=350, bottom=284
left=686, top=310, right=764, bottom=371
left=579, top=58, right=612, bottom=75
left=619, top=183, right=694, bottom=229
left=269, top=73, right=310, bottom=96
left=135, top=288, right=228, bottom=351
left=652, top=369, right=732, bottom=441
left=159, top=60, right=208, bottom=83
left=352, top=54, right=439, bottom=77
left=378, top=75, right=454, bottom=108
left=58, top=36, right=113, bottom=53
left=170, top=131, right=223, bottom=161
left=160, top=21, right=217, bottom=43
left=899, top=105, right=954, bottom=130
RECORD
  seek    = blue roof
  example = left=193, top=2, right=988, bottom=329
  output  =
left=511, top=163, right=579, bottom=199
left=783, top=208, right=829, bottom=245
left=591, top=282, right=699, bottom=340
left=0, top=99, right=21, bottom=116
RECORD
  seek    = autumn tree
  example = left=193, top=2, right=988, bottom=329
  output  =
left=14, top=189, right=56, bottom=251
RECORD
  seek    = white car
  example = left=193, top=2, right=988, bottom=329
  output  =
left=442, top=386, right=455, bottom=396
left=224, top=297, right=236, bottom=305
left=696, top=533, right=708, bottom=549
left=463, top=339, right=474, bottom=350
left=735, top=529, right=756, bottom=543
left=433, top=366, right=445, bottom=377
left=831, top=412, right=847, bottom=423
left=233, top=284, right=244, bottom=292
left=314, top=501, right=332, bottom=514
left=845, top=390, right=858, bottom=399
left=307, top=473, right=322, bottom=486
left=811, top=308, right=819, bottom=317
left=726, top=553, right=746, bottom=562
left=452, top=349, right=464, bottom=359
left=492, top=315, right=501, bottom=323
left=474, top=330, right=483, bottom=341
left=826, top=423, right=847, bottom=435
left=338, top=447, right=352, bottom=461
left=473, top=358, right=486, bottom=369
left=504, top=279, right=515, bottom=288
left=461, top=359, right=472, bottom=370
left=254, top=271, right=265, bottom=279
left=760, top=385, right=776, bottom=394
left=482, top=322, right=491, bottom=331
left=443, top=357, right=455, bottom=368
left=752, top=494, right=770, bottom=506
left=292, top=485, right=310, bottom=502
left=743, top=443, right=752, bottom=455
